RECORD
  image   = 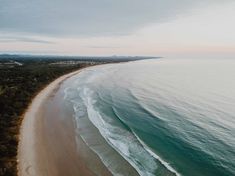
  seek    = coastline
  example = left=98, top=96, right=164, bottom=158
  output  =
left=0, top=60, right=97, bottom=175
left=17, top=68, right=113, bottom=176
left=17, top=69, right=81, bottom=175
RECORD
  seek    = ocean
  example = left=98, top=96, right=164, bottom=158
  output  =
left=63, top=59, right=235, bottom=176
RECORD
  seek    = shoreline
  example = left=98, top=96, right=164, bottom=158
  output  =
left=17, top=69, right=84, bottom=176
left=17, top=63, right=139, bottom=176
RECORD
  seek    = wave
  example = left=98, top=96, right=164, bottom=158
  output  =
left=64, top=77, right=178, bottom=175
left=132, top=131, right=180, bottom=176
left=80, top=87, right=158, bottom=176
left=62, top=59, right=235, bottom=176
left=88, top=88, right=180, bottom=175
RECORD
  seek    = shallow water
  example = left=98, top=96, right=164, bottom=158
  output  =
left=63, top=59, right=235, bottom=176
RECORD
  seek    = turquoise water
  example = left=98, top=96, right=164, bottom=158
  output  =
left=63, top=59, right=235, bottom=176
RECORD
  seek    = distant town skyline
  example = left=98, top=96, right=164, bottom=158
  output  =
left=0, top=0, right=235, bottom=59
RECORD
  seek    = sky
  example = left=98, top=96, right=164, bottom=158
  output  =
left=0, top=0, right=235, bottom=58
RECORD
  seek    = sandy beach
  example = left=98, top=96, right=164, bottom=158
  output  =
left=17, top=69, right=112, bottom=176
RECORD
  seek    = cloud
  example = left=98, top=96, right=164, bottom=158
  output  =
left=0, top=0, right=227, bottom=37
left=0, top=36, right=54, bottom=44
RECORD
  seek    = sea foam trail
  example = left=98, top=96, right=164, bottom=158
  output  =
left=63, top=59, right=235, bottom=176
left=132, top=131, right=181, bottom=176
left=64, top=74, right=140, bottom=176
left=63, top=68, right=176, bottom=175
left=81, top=87, right=159, bottom=176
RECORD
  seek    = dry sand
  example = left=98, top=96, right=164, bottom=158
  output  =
left=17, top=69, right=112, bottom=176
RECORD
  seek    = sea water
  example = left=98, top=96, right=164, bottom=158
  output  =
left=63, top=59, right=235, bottom=176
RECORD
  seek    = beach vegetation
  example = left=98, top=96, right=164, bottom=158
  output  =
left=0, top=58, right=94, bottom=175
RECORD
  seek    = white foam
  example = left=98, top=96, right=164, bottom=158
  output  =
left=80, top=87, right=160, bottom=176
left=133, top=131, right=181, bottom=176
left=64, top=67, right=180, bottom=176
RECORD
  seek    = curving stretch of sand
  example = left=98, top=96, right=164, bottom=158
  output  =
left=17, top=69, right=112, bottom=176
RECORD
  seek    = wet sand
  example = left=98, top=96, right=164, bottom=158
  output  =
left=17, top=69, right=112, bottom=176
